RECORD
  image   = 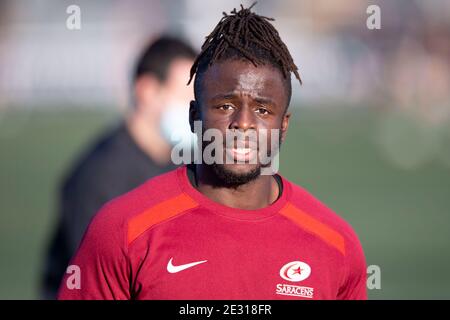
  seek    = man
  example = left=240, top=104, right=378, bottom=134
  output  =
left=58, top=5, right=367, bottom=300
left=42, top=36, right=197, bottom=299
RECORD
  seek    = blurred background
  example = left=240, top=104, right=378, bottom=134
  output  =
left=1, top=0, right=450, bottom=299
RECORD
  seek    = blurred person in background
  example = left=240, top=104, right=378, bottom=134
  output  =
left=41, top=36, right=197, bottom=299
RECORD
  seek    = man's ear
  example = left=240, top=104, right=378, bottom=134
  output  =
left=189, top=100, right=200, bottom=133
left=281, top=112, right=291, bottom=143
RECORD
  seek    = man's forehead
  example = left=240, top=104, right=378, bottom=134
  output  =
left=235, top=70, right=266, bottom=93
left=203, top=60, right=285, bottom=96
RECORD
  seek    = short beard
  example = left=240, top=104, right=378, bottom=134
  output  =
left=211, top=163, right=261, bottom=188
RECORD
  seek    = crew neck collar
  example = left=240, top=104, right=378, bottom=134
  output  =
left=176, top=165, right=290, bottom=221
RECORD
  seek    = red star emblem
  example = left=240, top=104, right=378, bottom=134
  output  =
left=292, top=266, right=303, bottom=275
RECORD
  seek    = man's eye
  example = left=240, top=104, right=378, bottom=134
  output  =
left=218, top=104, right=234, bottom=111
left=256, top=107, right=269, bottom=115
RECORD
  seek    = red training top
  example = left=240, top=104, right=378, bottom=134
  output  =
left=58, top=165, right=367, bottom=300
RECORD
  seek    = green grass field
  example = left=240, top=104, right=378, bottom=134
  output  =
left=1, top=107, right=449, bottom=299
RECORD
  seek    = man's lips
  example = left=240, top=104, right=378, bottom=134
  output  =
left=225, top=147, right=258, bottom=163
left=232, top=147, right=252, bottom=155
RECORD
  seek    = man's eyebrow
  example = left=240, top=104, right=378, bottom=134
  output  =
left=253, top=96, right=275, bottom=105
left=210, top=92, right=237, bottom=100
left=210, top=92, right=276, bottom=105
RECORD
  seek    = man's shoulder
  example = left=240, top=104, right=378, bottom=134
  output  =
left=98, top=167, right=183, bottom=220
left=62, top=124, right=126, bottom=185
left=86, top=166, right=195, bottom=247
left=282, top=177, right=363, bottom=254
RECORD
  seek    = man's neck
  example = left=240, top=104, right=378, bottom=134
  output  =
left=126, top=113, right=171, bottom=165
left=193, top=165, right=279, bottom=210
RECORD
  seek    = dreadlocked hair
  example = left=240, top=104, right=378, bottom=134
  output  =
left=188, top=2, right=302, bottom=88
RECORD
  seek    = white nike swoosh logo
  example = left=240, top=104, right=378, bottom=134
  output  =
left=167, top=257, right=208, bottom=273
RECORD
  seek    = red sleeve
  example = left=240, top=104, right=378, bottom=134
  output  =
left=337, top=231, right=368, bottom=300
left=57, top=202, right=131, bottom=300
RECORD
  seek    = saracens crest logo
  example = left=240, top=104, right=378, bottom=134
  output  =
left=279, top=261, right=311, bottom=282
left=276, top=261, right=314, bottom=299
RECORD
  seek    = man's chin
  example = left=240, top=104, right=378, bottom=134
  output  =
left=211, top=163, right=261, bottom=187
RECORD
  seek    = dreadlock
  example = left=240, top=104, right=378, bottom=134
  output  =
left=188, top=2, right=302, bottom=90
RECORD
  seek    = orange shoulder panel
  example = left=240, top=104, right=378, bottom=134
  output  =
left=127, top=193, right=198, bottom=245
left=279, top=203, right=346, bottom=255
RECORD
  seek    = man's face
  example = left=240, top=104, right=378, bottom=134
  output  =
left=191, top=59, right=291, bottom=185
left=134, top=58, right=194, bottom=118
left=158, top=58, right=196, bottom=148
left=162, top=58, right=195, bottom=105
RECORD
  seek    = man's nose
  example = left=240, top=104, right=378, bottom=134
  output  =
left=230, top=106, right=256, bottom=131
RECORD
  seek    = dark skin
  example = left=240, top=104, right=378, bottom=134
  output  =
left=189, top=59, right=291, bottom=210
